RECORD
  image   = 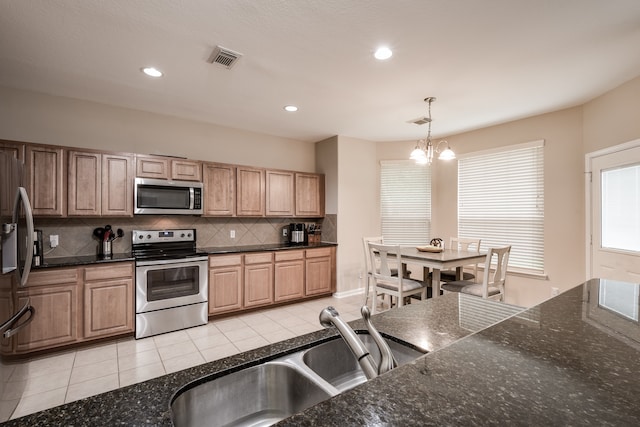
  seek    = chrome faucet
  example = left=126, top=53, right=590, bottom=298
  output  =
left=319, top=306, right=397, bottom=380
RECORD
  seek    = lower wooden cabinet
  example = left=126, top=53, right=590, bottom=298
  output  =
left=6, top=262, right=134, bottom=355
left=209, top=255, right=243, bottom=315
left=274, top=250, right=305, bottom=302
left=305, top=247, right=334, bottom=296
left=244, top=253, right=273, bottom=308
left=83, top=263, right=134, bottom=339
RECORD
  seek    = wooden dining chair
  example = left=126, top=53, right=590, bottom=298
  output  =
left=362, top=236, right=409, bottom=307
left=439, top=237, right=482, bottom=282
left=441, top=246, right=511, bottom=301
left=368, top=242, right=427, bottom=313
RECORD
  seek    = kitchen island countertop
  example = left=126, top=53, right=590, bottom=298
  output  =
left=5, top=278, right=640, bottom=425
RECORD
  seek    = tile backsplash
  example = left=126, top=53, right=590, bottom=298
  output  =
left=35, top=215, right=337, bottom=258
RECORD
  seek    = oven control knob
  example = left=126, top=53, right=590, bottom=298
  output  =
left=147, top=234, right=152, bottom=239
left=187, top=233, right=192, bottom=238
left=137, top=234, right=144, bottom=240
left=180, top=233, right=185, bottom=238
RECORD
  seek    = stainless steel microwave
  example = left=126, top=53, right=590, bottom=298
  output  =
left=134, top=177, right=203, bottom=215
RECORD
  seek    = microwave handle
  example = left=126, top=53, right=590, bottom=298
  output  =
left=189, top=187, right=194, bottom=210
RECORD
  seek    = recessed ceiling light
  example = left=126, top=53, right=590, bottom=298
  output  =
left=284, top=105, right=298, bottom=112
left=141, top=67, right=163, bottom=77
left=374, top=47, right=393, bottom=60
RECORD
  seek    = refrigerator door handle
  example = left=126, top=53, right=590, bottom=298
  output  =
left=13, top=187, right=34, bottom=286
left=0, top=300, right=35, bottom=339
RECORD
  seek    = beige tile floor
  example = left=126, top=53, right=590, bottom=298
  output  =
left=2, top=294, right=366, bottom=421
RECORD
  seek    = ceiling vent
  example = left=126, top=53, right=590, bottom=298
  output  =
left=408, top=116, right=432, bottom=125
left=208, top=46, right=242, bottom=69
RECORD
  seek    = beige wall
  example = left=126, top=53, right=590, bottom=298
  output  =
left=0, top=86, right=315, bottom=171
left=583, top=74, right=640, bottom=153
left=335, top=136, right=378, bottom=295
left=315, top=136, right=338, bottom=215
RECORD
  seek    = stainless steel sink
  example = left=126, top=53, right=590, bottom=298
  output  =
left=170, top=333, right=425, bottom=426
left=301, top=334, right=425, bottom=392
left=171, top=362, right=333, bottom=427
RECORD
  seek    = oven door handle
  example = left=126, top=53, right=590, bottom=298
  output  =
left=136, top=256, right=209, bottom=267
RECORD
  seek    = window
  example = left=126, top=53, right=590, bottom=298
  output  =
left=458, top=140, right=544, bottom=274
left=601, top=163, right=640, bottom=252
left=380, top=160, right=431, bottom=245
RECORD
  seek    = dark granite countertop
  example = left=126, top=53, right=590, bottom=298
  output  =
left=32, top=252, right=135, bottom=268
left=6, top=278, right=640, bottom=426
left=33, top=242, right=337, bottom=269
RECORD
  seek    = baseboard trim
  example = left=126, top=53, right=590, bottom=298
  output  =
left=333, top=288, right=365, bottom=298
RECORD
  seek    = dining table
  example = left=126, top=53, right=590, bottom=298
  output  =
left=395, top=246, right=487, bottom=297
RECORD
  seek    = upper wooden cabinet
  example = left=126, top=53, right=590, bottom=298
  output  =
left=68, top=150, right=133, bottom=217
left=203, top=162, right=236, bottom=216
left=0, top=139, right=25, bottom=160
left=237, top=166, right=265, bottom=216
left=26, top=145, right=66, bottom=216
left=266, top=170, right=294, bottom=217
left=295, top=173, right=324, bottom=217
left=136, top=155, right=202, bottom=181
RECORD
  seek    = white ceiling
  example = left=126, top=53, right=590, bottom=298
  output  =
left=2, top=0, right=640, bottom=143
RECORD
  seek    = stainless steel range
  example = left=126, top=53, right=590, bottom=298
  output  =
left=132, top=228, right=208, bottom=339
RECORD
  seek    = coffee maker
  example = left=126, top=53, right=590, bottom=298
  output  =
left=288, top=223, right=307, bottom=245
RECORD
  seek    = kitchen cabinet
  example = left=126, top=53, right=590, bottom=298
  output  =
left=209, top=255, right=243, bottom=315
left=172, top=159, right=202, bottom=181
left=203, top=162, right=236, bottom=216
left=0, top=139, right=25, bottom=160
left=266, top=170, right=295, bottom=217
left=237, top=166, right=265, bottom=216
left=244, top=252, right=273, bottom=308
left=305, top=247, right=334, bottom=296
left=274, top=250, right=305, bottom=302
left=15, top=267, right=79, bottom=352
left=68, top=150, right=134, bottom=216
left=136, top=155, right=202, bottom=181
left=83, top=263, right=134, bottom=339
left=26, top=144, right=66, bottom=216
left=0, top=140, right=25, bottom=218
left=295, top=173, right=324, bottom=217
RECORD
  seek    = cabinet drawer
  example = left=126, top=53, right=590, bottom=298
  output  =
left=275, top=250, right=304, bottom=262
left=305, top=247, right=332, bottom=258
left=27, top=268, right=78, bottom=287
left=244, top=252, right=273, bottom=265
left=85, top=262, right=133, bottom=282
left=209, top=254, right=242, bottom=268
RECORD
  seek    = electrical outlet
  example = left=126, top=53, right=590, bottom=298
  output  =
left=230, top=230, right=235, bottom=239
left=50, top=235, right=59, bottom=248
left=282, top=228, right=288, bottom=237
left=551, top=287, right=560, bottom=297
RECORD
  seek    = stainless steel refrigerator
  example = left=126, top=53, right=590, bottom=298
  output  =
left=0, top=152, right=36, bottom=420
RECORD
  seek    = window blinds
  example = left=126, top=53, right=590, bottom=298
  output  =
left=458, top=141, right=544, bottom=273
left=380, top=160, right=431, bottom=245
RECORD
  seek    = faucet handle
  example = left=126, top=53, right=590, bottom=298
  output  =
left=360, top=305, right=397, bottom=374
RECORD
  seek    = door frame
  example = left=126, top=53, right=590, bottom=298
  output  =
left=585, top=138, right=640, bottom=280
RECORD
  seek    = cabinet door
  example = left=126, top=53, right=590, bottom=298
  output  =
left=295, top=173, right=324, bottom=217
left=15, top=285, right=78, bottom=352
left=0, top=141, right=25, bottom=218
left=136, top=155, right=170, bottom=179
left=209, top=266, right=243, bottom=314
left=68, top=151, right=101, bottom=216
left=26, top=145, right=65, bottom=216
left=305, top=248, right=333, bottom=296
left=244, top=262, right=273, bottom=307
left=203, top=162, right=236, bottom=216
left=84, top=278, right=134, bottom=338
left=266, top=170, right=294, bottom=217
left=275, top=260, right=304, bottom=302
left=102, top=153, right=134, bottom=216
left=237, top=167, right=265, bottom=216
left=171, top=160, right=202, bottom=182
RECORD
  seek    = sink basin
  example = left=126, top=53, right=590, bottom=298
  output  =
left=302, top=334, right=425, bottom=392
left=171, top=362, right=332, bottom=427
left=170, top=332, right=425, bottom=426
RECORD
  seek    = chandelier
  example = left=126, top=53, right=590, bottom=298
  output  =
left=409, top=97, right=456, bottom=165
